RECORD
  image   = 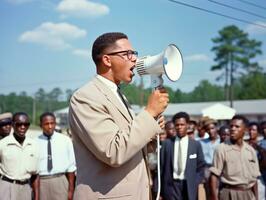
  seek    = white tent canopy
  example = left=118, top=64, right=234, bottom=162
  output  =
left=202, top=103, right=236, bottom=120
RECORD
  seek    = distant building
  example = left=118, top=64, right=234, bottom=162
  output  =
left=54, top=99, right=266, bottom=128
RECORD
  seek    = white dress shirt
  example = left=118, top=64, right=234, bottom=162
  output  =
left=173, top=135, right=188, bottom=180
left=36, top=132, right=76, bottom=176
left=0, top=134, right=39, bottom=180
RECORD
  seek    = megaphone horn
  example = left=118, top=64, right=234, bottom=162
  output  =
left=136, top=44, right=183, bottom=88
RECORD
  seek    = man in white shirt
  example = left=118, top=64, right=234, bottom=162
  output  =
left=68, top=32, right=168, bottom=200
left=36, top=112, right=76, bottom=200
left=160, top=112, right=206, bottom=200
left=0, top=112, right=39, bottom=200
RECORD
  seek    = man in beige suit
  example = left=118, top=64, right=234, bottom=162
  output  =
left=69, top=32, right=169, bottom=200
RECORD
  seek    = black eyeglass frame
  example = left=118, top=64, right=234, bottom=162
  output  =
left=14, top=122, right=31, bottom=127
left=106, top=50, right=138, bottom=61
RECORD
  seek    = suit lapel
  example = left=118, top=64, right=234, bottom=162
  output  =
left=92, top=77, right=133, bottom=123
left=185, top=139, right=192, bottom=173
left=170, top=137, right=175, bottom=170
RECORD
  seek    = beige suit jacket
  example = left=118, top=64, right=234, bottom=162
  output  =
left=69, top=77, right=162, bottom=200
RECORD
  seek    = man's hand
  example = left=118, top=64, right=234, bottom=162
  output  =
left=145, top=88, right=169, bottom=118
left=157, top=115, right=165, bottom=130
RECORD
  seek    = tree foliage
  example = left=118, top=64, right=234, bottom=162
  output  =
left=211, top=25, right=262, bottom=103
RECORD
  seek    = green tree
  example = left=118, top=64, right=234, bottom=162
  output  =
left=48, top=87, right=63, bottom=101
left=235, top=71, right=266, bottom=99
left=211, top=25, right=262, bottom=106
left=190, top=80, right=224, bottom=102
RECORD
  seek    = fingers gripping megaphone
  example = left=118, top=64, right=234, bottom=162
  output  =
left=136, top=44, right=183, bottom=88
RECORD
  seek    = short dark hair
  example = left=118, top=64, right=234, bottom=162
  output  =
left=231, top=115, right=249, bottom=127
left=189, top=120, right=197, bottom=126
left=92, top=32, right=128, bottom=65
left=165, top=120, right=174, bottom=126
left=249, top=122, right=259, bottom=128
left=40, top=112, right=55, bottom=123
left=218, top=125, right=229, bottom=135
left=172, top=112, right=190, bottom=123
left=12, top=112, right=28, bottom=121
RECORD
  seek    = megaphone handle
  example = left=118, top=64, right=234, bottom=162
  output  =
left=151, top=75, right=163, bottom=89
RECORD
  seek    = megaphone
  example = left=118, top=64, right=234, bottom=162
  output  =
left=136, top=44, right=183, bottom=88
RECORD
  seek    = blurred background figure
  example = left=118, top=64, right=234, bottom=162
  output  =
left=248, top=122, right=266, bottom=200
left=200, top=118, right=220, bottom=199
left=259, top=121, right=266, bottom=150
left=218, top=125, right=230, bottom=143
left=0, top=112, right=12, bottom=140
left=195, top=116, right=209, bottom=141
left=187, top=120, right=197, bottom=140
left=248, top=122, right=260, bottom=148
left=165, top=120, right=177, bottom=139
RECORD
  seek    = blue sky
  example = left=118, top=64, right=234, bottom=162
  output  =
left=1, top=0, right=266, bottom=97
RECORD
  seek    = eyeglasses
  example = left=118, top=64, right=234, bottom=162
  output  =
left=15, top=122, right=30, bottom=127
left=0, top=121, right=12, bottom=127
left=107, top=50, right=138, bottom=61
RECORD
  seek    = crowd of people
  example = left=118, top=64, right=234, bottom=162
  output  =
left=1, top=31, right=265, bottom=200
left=0, top=112, right=76, bottom=200
left=148, top=113, right=266, bottom=200
left=1, top=110, right=265, bottom=200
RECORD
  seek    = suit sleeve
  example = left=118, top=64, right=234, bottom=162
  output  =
left=69, top=91, right=162, bottom=167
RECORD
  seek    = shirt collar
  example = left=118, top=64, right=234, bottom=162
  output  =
left=96, top=75, right=118, bottom=93
left=175, top=135, right=188, bottom=142
left=227, top=139, right=249, bottom=151
left=6, top=134, right=32, bottom=147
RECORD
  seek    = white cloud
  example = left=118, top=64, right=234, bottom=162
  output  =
left=56, top=0, right=109, bottom=18
left=245, top=21, right=266, bottom=35
left=18, top=22, right=87, bottom=50
left=6, top=0, right=34, bottom=4
left=184, top=54, right=211, bottom=62
left=72, top=49, right=90, bottom=58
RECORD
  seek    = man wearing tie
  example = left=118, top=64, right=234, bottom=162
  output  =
left=36, top=112, right=76, bottom=200
left=68, top=32, right=169, bottom=200
left=160, top=112, right=205, bottom=200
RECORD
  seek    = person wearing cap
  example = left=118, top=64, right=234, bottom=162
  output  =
left=0, top=112, right=40, bottom=200
left=199, top=118, right=220, bottom=199
left=0, top=112, right=12, bottom=140
left=210, top=115, right=260, bottom=200
left=36, top=112, right=76, bottom=200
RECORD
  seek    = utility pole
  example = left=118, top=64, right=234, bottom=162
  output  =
left=229, top=53, right=234, bottom=108
left=32, top=96, right=36, bottom=125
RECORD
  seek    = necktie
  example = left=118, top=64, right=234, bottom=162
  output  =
left=177, top=140, right=183, bottom=175
left=117, top=87, right=133, bottom=120
left=47, top=136, right=53, bottom=172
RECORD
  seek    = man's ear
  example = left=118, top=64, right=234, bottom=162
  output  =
left=102, top=55, right=112, bottom=67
